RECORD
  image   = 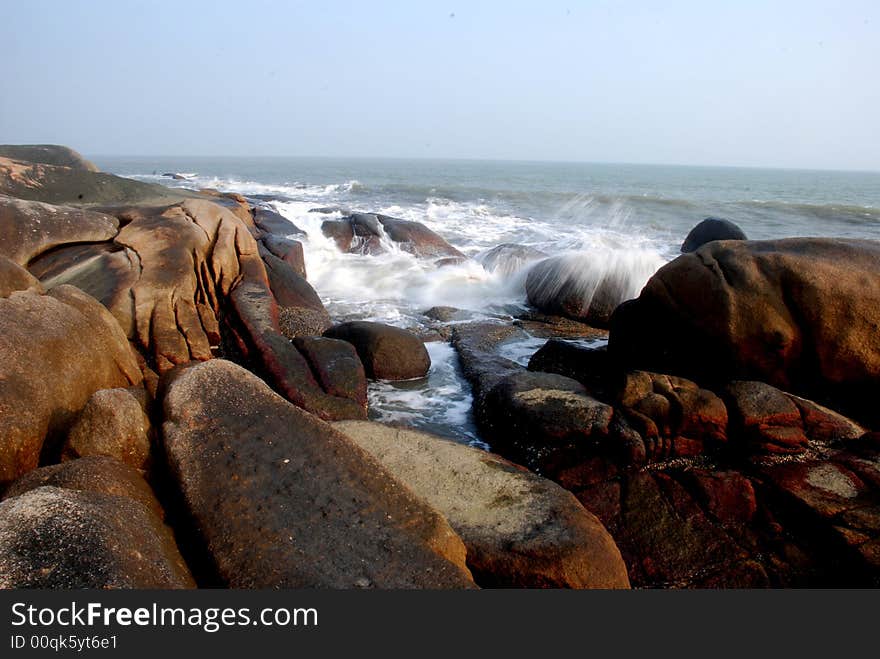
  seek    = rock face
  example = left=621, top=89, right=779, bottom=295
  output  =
left=0, top=486, right=193, bottom=589
left=609, top=238, right=880, bottom=425
left=0, top=144, right=99, bottom=172
left=324, top=321, right=431, bottom=380
left=334, top=421, right=630, bottom=588
left=293, top=337, right=368, bottom=410
left=62, top=388, right=152, bottom=470
left=162, top=360, right=475, bottom=589
left=525, top=252, right=661, bottom=327
left=0, top=156, right=192, bottom=206
left=252, top=206, right=305, bottom=236
left=322, top=212, right=464, bottom=258
left=0, top=256, right=43, bottom=296
left=261, top=234, right=307, bottom=278
left=0, top=285, right=142, bottom=483
left=0, top=194, right=119, bottom=266
left=681, top=217, right=748, bottom=253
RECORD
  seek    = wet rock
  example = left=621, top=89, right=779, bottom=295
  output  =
left=260, top=249, right=324, bottom=311
left=62, top=388, right=152, bottom=470
left=681, top=217, right=747, bottom=253
left=724, top=381, right=809, bottom=454
left=252, top=206, right=305, bottom=236
left=528, top=339, right=614, bottom=397
left=514, top=311, right=609, bottom=339
left=608, top=238, right=880, bottom=426
left=450, top=322, right=527, bottom=402
left=322, top=213, right=464, bottom=258
left=478, top=243, right=547, bottom=276
left=0, top=285, right=142, bottom=483
left=334, top=421, right=630, bottom=588
left=324, top=321, right=431, bottom=380
left=162, top=360, right=475, bottom=588
left=261, top=234, right=306, bottom=278
left=0, top=486, right=193, bottom=588
left=293, top=337, right=368, bottom=412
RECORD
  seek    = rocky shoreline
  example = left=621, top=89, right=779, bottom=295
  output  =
left=0, top=144, right=877, bottom=588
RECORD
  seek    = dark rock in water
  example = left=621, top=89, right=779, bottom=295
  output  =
left=4, top=456, right=165, bottom=522
left=608, top=238, right=880, bottom=426
left=525, top=254, right=653, bottom=328
left=324, top=321, right=431, bottom=381
left=334, top=420, right=630, bottom=589
left=514, top=311, right=609, bottom=340
left=0, top=144, right=99, bottom=172
left=423, top=306, right=472, bottom=322
left=293, top=337, right=368, bottom=411
left=479, top=243, right=547, bottom=276
left=278, top=306, right=333, bottom=339
left=62, top=388, right=152, bottom=471
left=162, top=360, right=475, bottom=588
left=252, top=206, right=305, bottom=236
left=681, top=217, right=747, bottom=253
left=309, top=205, right=351, bottom=215
left=0, top=485, right=194, bottom=588
left=261, top=234, right=306, bottom=278
left=0, top=285, right=142, bottom=484
left=450, top=322, right=526, bottom=402
left=162, top=173, right=188, bottom=180
left=528, top=339, right=614, bottom=398
left=321, top=212, right=464, bottom=258
left=0, top=195, right=119, bottom=266
left=435, top=256, right=468, bottom=267
left=0, top=256, right=43, bottom=296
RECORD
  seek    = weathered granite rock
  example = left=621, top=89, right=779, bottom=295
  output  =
left=162, top=360, right=475, bottom=589
left=0, top=144, right=98, bottom=171
left=293, top=337, right=368, bottom=412
left=322, top=213, right=464, bottom=258
left=334, top=421, right=630, bottom=588
left=0, top=256, right=43, bottom=296
left=324, top=321, right=431, bottom=380
left=0, top=285, right=142, bottom=483
left=681, top=217, right=747, bottom=253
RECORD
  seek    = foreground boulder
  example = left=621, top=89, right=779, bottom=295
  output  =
left=325, top=321, right=431, bottom=380
left=62, top=388, right=152, bottom=470
left=525, top=252, right=662, bottom=327
left=0, top=485, right=193, bottom=589
left=334, top=421, right=630, bottom=588
left=0, top=256, right=43, bottom=296
left=681, top=217, right=747, bottom=253
left=162, top=360, right=475, bottom=588
left=0, top=144, right=98, bottom=171
left=0, top=285, right=142, bottom=483
left=609, top=238, right=880, bottom=425
left=322, top=212, right=464, bottom=258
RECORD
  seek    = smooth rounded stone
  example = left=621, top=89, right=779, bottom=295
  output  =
left=0, top=194, right=119, bottom=266
left=0, top=256, right=43, bottom=297
left=0, top=156, right=193, bottom=206
left=0, top=144, right=99, bottom=171
left=528, top=339, right=614, bottom=396
left=723, top=381, right=809, bottom=454
left=681, top=217, right=747, bottom=253
left=3, top=456, right=165, bottom=521
left=0, top=285, right=142, bottom=484
left=333, top=421, right=631, bottom=589
left=293, top=336, right=368, bottom=412
left=62, top=388, right=151, bottom=470
left=278, top=306, right=333, bottom=338
left=162, top=360, right=475, bottom=589
left=261, top=249, right=325, bottom=311
left=0, top=486, right=193, bottom=589
left=261, top=234, right=307, bottom=278
left=252, top=206, right=305, bottom=236
left=478, top=243, right=548, bottom=276
left=608, top=238, right=880, bottom=426
left=525, top=253, right=657, bottom=327
left=324, top=321, right=431, bottom=380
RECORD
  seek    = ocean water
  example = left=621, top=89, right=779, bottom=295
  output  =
left=98, top=157, right=880, bottom=443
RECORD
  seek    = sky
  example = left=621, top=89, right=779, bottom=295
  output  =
left=1, top=0, right=878, bottom=170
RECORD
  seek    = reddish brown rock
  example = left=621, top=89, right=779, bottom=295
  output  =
left=724, top=381, right=809, bottom=454
left=324, top=321, right=431, bottom=380
left=293, top=336, right=368, bottom=412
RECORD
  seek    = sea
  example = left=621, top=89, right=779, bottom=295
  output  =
left=96, top=157, right=880, bottom=444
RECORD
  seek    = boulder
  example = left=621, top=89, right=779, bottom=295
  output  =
left=0, top=486, right=193, bottom=588
left=162, top=360, right=475, bottom=588
left=525, top=252, right=661, bottom=327
left=62, top=388, right=152, bottom=470
left=279, top=306, right=333, bottom=338
left=324, top=321, right=431, bottom=380
left=0, top=285, right=142, bottom=483
left=0, top=194, right=119, bottom=266
left=681, top=217, right=747, bottom=253
left=608, top=238, right=880, bottom=425
left=528, top=339, right=614, bottom=397
left=334, top=421, right=630, bottom=588
left=322, top=213, right=464, bottom=258
left=723, top=381, right=809, bottom=455
left=478, top=243, right=547, bottom=276
left=0, top=144, right=99, bottom=171
left=261, top=234, right=307, bottom=278
left=260, top=249, right=324, bottom=311
left=0, top=256, right=43, bottom=297
left=3, top=456, right=164, bottom=521
left=293, top=337, right=368, bottom=412
left=252, top=206, right=305, bottom=236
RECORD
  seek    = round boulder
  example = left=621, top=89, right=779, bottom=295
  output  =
left=681, top=217, right=747, bottom=253
left=324, top=321, right=431, bottom=380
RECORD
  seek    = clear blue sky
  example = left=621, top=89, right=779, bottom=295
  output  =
left=1, top=0, right=877, bottom=169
